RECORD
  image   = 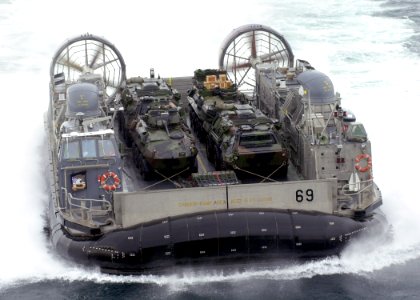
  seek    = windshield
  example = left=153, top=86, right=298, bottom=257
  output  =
left=347, top=123, right=368, bottom=142
left=81, top=139, right=97, bottom=158
left=62, top=138, right=117, bottom=160
left=63, top=140, right=80, bottom=159
left=98, top=139, right=116, bottom=157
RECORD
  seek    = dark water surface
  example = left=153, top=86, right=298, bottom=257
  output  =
left=2, top=258, right=420, bottom=299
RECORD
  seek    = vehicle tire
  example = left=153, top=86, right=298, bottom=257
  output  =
left=196, top=123, right=202, bottom=140
left=214, top=146, right=225, bottom=171
left=132, top=148, right=140, bottom=168
left=140, top=156, right=153, bottom=181
left=189, top=110, right=195, bottom=131
left=121, top=124, right=133, bottom=147
left=206, top=138, right=215, bottom=163
left=189, top=159, right=198, bottom=174
left=117, top=112, right=124, bottom=134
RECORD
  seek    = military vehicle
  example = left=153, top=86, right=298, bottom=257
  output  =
left=117, top=71, right=197, bottom=180
left=188, top=69, right=288, bottom=178
left=188, top=69, right=244, bottom=142
left=45, top=28, right=388, bottom=275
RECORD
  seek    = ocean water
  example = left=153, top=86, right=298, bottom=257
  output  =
left=1, top=0, right=420, bottom=299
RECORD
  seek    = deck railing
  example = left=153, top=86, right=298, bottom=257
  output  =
left=61, top=187, right=113, bottom=224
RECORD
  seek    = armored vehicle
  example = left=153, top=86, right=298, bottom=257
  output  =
left=188, top=69, right=288, bottom=178
left=187, top=69, right=245, bottom=141
left=45, top=29, right=388, bottom=275
left=117, top=71, right=197, bottom=180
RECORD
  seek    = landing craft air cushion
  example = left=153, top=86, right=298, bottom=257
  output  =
left=45, top=25, right=389, bottom=274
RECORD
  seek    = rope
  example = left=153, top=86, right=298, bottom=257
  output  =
left=232, top=160, right=287, bottom=183
left=142, top=167, right=189, bottom=190
left=260, top=161, right=287, bottom=183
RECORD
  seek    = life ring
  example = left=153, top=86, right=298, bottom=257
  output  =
left=355, top=153, right=372, bottom=172
left=98, top=171, right=121, bottom=191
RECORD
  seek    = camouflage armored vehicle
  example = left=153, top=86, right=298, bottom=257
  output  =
left=187, top=69, right=247, bottom=142
left=188, top=69, right=288, bottom=178
left=205, top=103, right=289, bottom=178
left=118, top=69, right=181, bottom=146
left=118, top=71, right=197, bottom=180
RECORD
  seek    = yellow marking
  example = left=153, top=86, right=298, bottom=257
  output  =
left=177, top=199, right=226, bottom=208
left=230, top=196, right=273, bottom=205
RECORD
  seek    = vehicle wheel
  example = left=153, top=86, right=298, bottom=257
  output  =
left=132, top=148, right=140, bottom=168
left=189, top=159, right=198, bottom=174
left=189, top=111, right=195, bottom=130
left=214, top=146, right=225, bottom=171
left=140, top=156, right=153, bottom=181
left=199, top=127, right=207, bottom=143
left=125, top=131, right=133, bottom=147
left=117, top=112, right=124, bottom=133
left=196, top=122, right=205, bottom=142
left=206, top=139, right=215, bottom=163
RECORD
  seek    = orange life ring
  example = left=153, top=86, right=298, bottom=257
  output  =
left=354, top=154, right=372, bottom=172
left=98, top=171, right=121, bottom=191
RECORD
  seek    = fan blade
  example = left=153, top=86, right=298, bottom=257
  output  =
left=92, top=58, right=119, bottom=70
left=250, top=31, right=257, bottom=59
left=89, top=44, right=103, bottom=69
left=57, top=59, right=84, bottom=72
left=260, top=49, right=285, bottom=62
left=226, top=61, right=252, bottom=71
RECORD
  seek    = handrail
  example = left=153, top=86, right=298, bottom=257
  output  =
left=57, top=190, right=113, bottom=225
left=342, top=178, right=373, bottom=195
left=67, top=193, right=112, bottom=213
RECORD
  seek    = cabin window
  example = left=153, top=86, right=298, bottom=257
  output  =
left=346, top=123, right=368, bottom=142
left=350, top=124, right=367, bottom=137
left=81, top=139, right=97, bottom=158
left=98, top=139, right=116, bottom=157
left=63, top=141, right=80, bottom=159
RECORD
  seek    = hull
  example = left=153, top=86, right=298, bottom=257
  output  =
left=48, top=201, right=387, bottom=274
